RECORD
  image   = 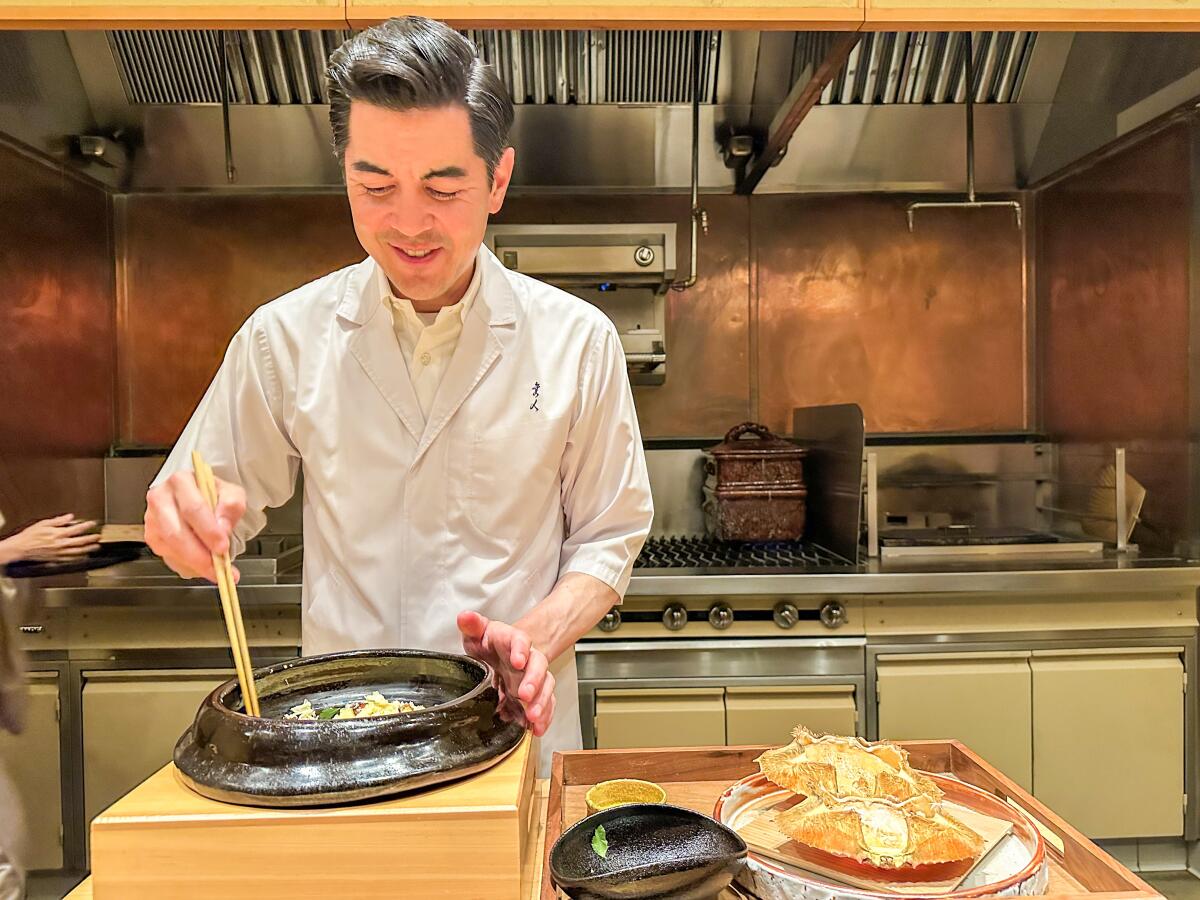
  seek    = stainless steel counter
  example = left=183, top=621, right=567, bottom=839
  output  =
left=24, top=553, right=1200, bottom=608
left=628, top=554, right=1200, bottom=596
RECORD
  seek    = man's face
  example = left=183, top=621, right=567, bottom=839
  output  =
left=344, top=102, right=515, bottom=311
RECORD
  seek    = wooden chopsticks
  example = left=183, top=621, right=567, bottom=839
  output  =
left=192, top=451, right=261, bottom=717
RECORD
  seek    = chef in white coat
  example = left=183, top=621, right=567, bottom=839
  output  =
left=144, top=16, right=653, bottom=772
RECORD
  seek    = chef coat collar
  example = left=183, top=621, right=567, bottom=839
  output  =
left=337, top=245, right=516, bottom=329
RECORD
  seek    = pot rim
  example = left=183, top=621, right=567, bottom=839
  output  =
left=210, top=648, right=497, bottom=725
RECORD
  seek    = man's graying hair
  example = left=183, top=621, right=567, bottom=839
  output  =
left=327, top=17, right=514, bottom=181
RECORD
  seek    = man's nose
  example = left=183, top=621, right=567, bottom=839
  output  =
left=386, top=196, right=434, bottom=238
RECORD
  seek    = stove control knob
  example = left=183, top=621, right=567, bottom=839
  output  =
left=773, top=602, right=799, bottom=629
left=662, top=604, right=688, bottom=631
left=598, top=608, right=622, bottom=632
left=708, top=603, right=734, bottom=630
left=819, top=600, right=847, bottom=629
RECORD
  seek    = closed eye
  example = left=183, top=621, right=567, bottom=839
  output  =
left=427, top=187, right=460, bottom=201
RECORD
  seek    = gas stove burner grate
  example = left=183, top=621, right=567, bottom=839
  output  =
left=634, top=535, right=850, bottom=570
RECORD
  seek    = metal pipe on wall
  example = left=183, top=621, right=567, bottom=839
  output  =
left=672, top=30, right=707, bottom=292
left=220, top=32, right=236, bottom=184
left=906, top=32, right=1023, bottom=232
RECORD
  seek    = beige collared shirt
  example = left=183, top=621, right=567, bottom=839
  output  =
left=380, top=261, right=483, bottom=424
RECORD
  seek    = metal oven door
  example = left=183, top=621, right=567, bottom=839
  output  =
left=577, top=637, right=866, bottom=750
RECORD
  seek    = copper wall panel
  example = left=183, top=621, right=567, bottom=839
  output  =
left=117, top=190, right=1031, bottom=447
left=752, top=194, right=1027, bottom=434
left=118, top=192, right=752, bottom=445
left=1038, top=125, right=1191, bottom=443
left=0, top=144, right=113, bottom=530
left=117, top=193, right=363, bottom=446
left=1037, top=124, right=1193, bottom=552
left=494, top=194, right=751, bottom=438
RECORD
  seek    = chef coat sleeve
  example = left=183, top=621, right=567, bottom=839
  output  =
left=152, top=314, right=300, bottom=557
left=557, top=323, right=653, bottom=598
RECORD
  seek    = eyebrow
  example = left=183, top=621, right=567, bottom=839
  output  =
left=351, top=159, right=391, bottom=176
left=423, top=165, right=468, bottom=180
left=349, top=160, right=469, bottom=180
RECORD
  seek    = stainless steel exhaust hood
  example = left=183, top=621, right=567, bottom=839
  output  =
left=48, top=26, right=1050, bottom=192
left=5, top=28, right=1200, bottom=193
left=103, top=28, right=721, bottom=108
left=98, top=28, right=1037, bottom=110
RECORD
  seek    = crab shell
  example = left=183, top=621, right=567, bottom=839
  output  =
left=777, top=793, right=985, bottom=869
left=756, top=727, right=944, bottom=804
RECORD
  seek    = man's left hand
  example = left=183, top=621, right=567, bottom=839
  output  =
left=457, top=611, right=556, bottom=738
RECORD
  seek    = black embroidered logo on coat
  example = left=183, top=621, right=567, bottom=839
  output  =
left=530, top=382, right=541, bottom=412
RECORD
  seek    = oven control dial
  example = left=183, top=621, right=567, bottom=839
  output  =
left=819, top=600, right=847, bottom=629
left=598, top=608, right=622, bottom=632
left=708, top=603, right=734, bottom=630
left=773, top=602, right=799, bottom=629
left=662, top=604, right=688, bottom=631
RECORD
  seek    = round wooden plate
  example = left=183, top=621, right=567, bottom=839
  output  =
left=714, top=772, right=1048, bottom=900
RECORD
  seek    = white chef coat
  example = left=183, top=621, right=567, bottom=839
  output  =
left=155, top=246, right=653, bottom=773
left=385, top=258, right=482, bottom=423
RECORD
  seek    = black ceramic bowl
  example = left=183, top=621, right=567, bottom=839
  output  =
left=174, top=649, right=526, bottom=807
left=550, top=803, right=748, bottom=900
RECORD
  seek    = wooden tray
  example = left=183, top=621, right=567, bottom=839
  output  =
left=541, top=741, right=1162, bottom=900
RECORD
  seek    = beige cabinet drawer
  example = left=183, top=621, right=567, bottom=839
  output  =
left=726, top=685, right=858, bottom=746
left=594, top=688, right=725, bottom=749
left=0, top=672, right=62, bottom=869
left=1032, top=649, right=1184, bottom=839
left=877, top=653, right=1033, bottom=791
left=82, top=669, right=232, bottom=837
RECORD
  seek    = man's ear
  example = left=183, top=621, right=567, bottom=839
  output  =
left=488, top=146, right=516, bottom=214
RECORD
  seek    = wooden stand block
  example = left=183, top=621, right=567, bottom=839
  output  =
left=91, top=733, right=537, bottom=899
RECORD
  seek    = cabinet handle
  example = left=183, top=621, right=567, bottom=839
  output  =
left=19, top=625, right=44, bottom=634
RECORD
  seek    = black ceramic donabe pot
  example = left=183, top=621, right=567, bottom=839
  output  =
left=174, top=649, right=526, bottom=807
left=703, top=422, right=808, bottom=542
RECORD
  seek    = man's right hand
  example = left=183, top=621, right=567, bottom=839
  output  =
left=144, top=470, right=247, bottom=583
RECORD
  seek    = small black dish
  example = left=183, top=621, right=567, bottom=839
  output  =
left=550, top=803, right=748, bottom=900
left=3, top=541, right=144, bottom=579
